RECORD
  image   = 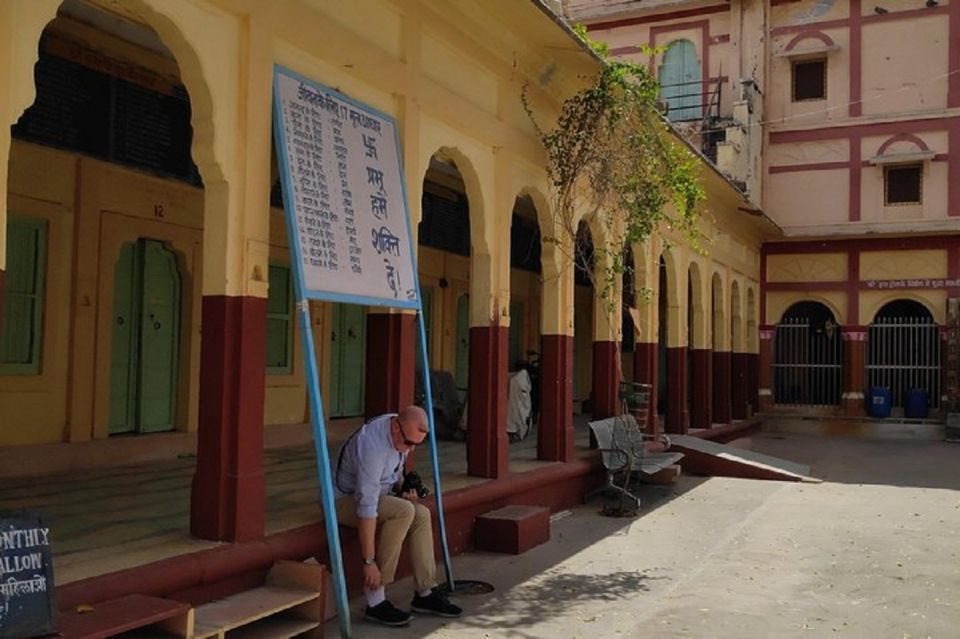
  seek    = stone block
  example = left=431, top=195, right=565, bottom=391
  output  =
left=474, top=505, right=550, bottom=555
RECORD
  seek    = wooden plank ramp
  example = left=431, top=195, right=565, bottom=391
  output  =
left=669, top=435, right=818, bottom=482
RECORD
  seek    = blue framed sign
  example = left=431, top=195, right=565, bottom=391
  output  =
left=273, top=66, right=453, bottom=639
left=273, top=67, right=419, bottom=308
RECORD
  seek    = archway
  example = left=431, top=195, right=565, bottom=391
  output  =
left=866, top=299, right=940, bottom=411
left=573, top=221, right=594, bottom=415
left=711, top=272, right=731, bottom=423
left=507, top=193, right=542, bottom=452
left=413, top=154, right=472, bottom=458
left=687, top=262, right=709, bottom=428
left=2, top=1, right=209, bottom=443
left=773, top=301, right=843, bottom=406
left=0, top=0, right=255, bottom=545
left=731, top=281, right=748, bottom=419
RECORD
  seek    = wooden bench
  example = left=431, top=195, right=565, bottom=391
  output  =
left=58, top=594, right=192, bottom=639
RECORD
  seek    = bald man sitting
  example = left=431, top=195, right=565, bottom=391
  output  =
left=334, top=405, right=462, bottom=627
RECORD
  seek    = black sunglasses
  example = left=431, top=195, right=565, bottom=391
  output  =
left=394, top=417, right=420, bottom=447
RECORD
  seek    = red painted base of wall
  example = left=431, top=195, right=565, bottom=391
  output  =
left=191, top=296, right=267, bottom=543
left=731, top=353, right=749, bottom=420
left=591, top=341, right=619, bottom=419
left=365, top=313, right=416, bottom=418
left=747, top=353, right=759, bottom=412
left=665, top=347, right=688, bottom=433
left=58, top=459, right=605, bottom=610
left=540, top=334, right=574, bottom=462
left=689, top=349, right=712, bottom=429
left=633, top=342, right=659, bottom=434
left=467, top=326, right=508, bottom=478
left=712, top=351, right=732, bottom=424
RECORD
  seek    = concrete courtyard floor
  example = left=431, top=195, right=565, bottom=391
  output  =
left=336, top=431, right=960, bottom=638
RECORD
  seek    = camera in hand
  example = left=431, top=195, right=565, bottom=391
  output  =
left=401, top=471, right=430, bottom=499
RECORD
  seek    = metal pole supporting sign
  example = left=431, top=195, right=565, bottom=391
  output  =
left=272, top=65, right=456, bottom=638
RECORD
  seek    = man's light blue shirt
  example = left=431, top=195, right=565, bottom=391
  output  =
left=334, top=413, right=406, bottom=518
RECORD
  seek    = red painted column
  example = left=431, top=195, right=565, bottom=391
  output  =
left=842, top=327, right=867, bottom=416
left=591, top=341, right=619, bottom=419
left=365, top=313, right=416, bottom=418
left=191, top=296, right=267, bottom=542
left=712, top=351, right=732, bottom=424
left=747, top=353, right=759, bottom=413
left=539, top=334, right=574, bottom=462
left=633, top=342, right=659, bottom=436
left=758, top=326, right=774, bottom=411
left=731, top=352, right=749, bottom=420
left=665, top=347, right=688, bottom=434
left=689, top=349, right=711, bottom=429
left=467, top=325, right=508, bottom=478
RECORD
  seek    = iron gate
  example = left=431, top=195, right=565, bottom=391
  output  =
left=773, top=316, right=843, bottom=406
left=866, top=315, right=941, bottom=409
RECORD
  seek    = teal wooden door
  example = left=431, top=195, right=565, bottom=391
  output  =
left=509, top=301, right=525, bottom=371
left=454, top=294, right=470, bottom=397
left=659, top=39, right=701, bottom=121
left=329, top=303, right=366, bottom=417
left=109, top=240, right=181, bottom=434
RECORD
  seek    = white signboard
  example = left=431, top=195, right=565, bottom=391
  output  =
left=273, top=66, right=419, bottom=307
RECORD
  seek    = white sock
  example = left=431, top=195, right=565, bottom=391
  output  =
left=418, top=588, right=433, bottom=598
left=365, top=587, right=386, bottom=607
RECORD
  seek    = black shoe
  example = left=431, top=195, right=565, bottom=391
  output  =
left=411, top=590, right=463, bottom=618
left=364, top=600, right=412, bottom=627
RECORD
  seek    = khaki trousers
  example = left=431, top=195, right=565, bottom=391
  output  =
left=335, top=494, right=437, bottom=592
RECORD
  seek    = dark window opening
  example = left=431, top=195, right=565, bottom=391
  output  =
left=885, top=164, right=922, bottom=205
left=418, top=186, right=470, bottom=257
left=792, top=59, right=826, bottom=102
left=12, top=38, right=200, bottom=186
left=510, top=214, right=542, bottom=273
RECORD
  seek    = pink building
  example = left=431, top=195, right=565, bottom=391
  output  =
left=568, top=0, right=960, bottom=420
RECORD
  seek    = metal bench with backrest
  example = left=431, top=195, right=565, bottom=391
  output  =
left=587, top=413, right=684, bottom=516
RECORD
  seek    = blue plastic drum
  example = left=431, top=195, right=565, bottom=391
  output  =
left=867, top=387, right=892, bottom=418
left=904, top=388, right=929, bottom=419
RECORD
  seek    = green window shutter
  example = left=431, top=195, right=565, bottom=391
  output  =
left=1, top=217, right=47, bottom=375
left=266, top=263, right=293, bottom=374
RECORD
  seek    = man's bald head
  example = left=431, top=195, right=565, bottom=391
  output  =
left=398, top=405, right=429, bottom=434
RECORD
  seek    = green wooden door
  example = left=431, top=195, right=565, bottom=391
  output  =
left=138, top=241, right=181, bottom=432
left=109, top=243, right=138, bottom=433
left=329, top=303, right=366, bottom=417
left=509, top=301, right=525, bottom=371
left=109, top=240, right=180, bottom=434
left=0, top=218, right=47, bottom=375
left=454, top=293, right=470, bottom=398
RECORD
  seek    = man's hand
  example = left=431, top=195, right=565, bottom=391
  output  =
left=402, top=489, right=418, bottom=503
left=363, top=562, right=381, bottom=590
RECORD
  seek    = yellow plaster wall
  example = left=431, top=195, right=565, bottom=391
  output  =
left=860, top=249, right=947, bottom=281
left=767, top=253, right=848, bottom=283
left=0, top=143, right=76, bottom=446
